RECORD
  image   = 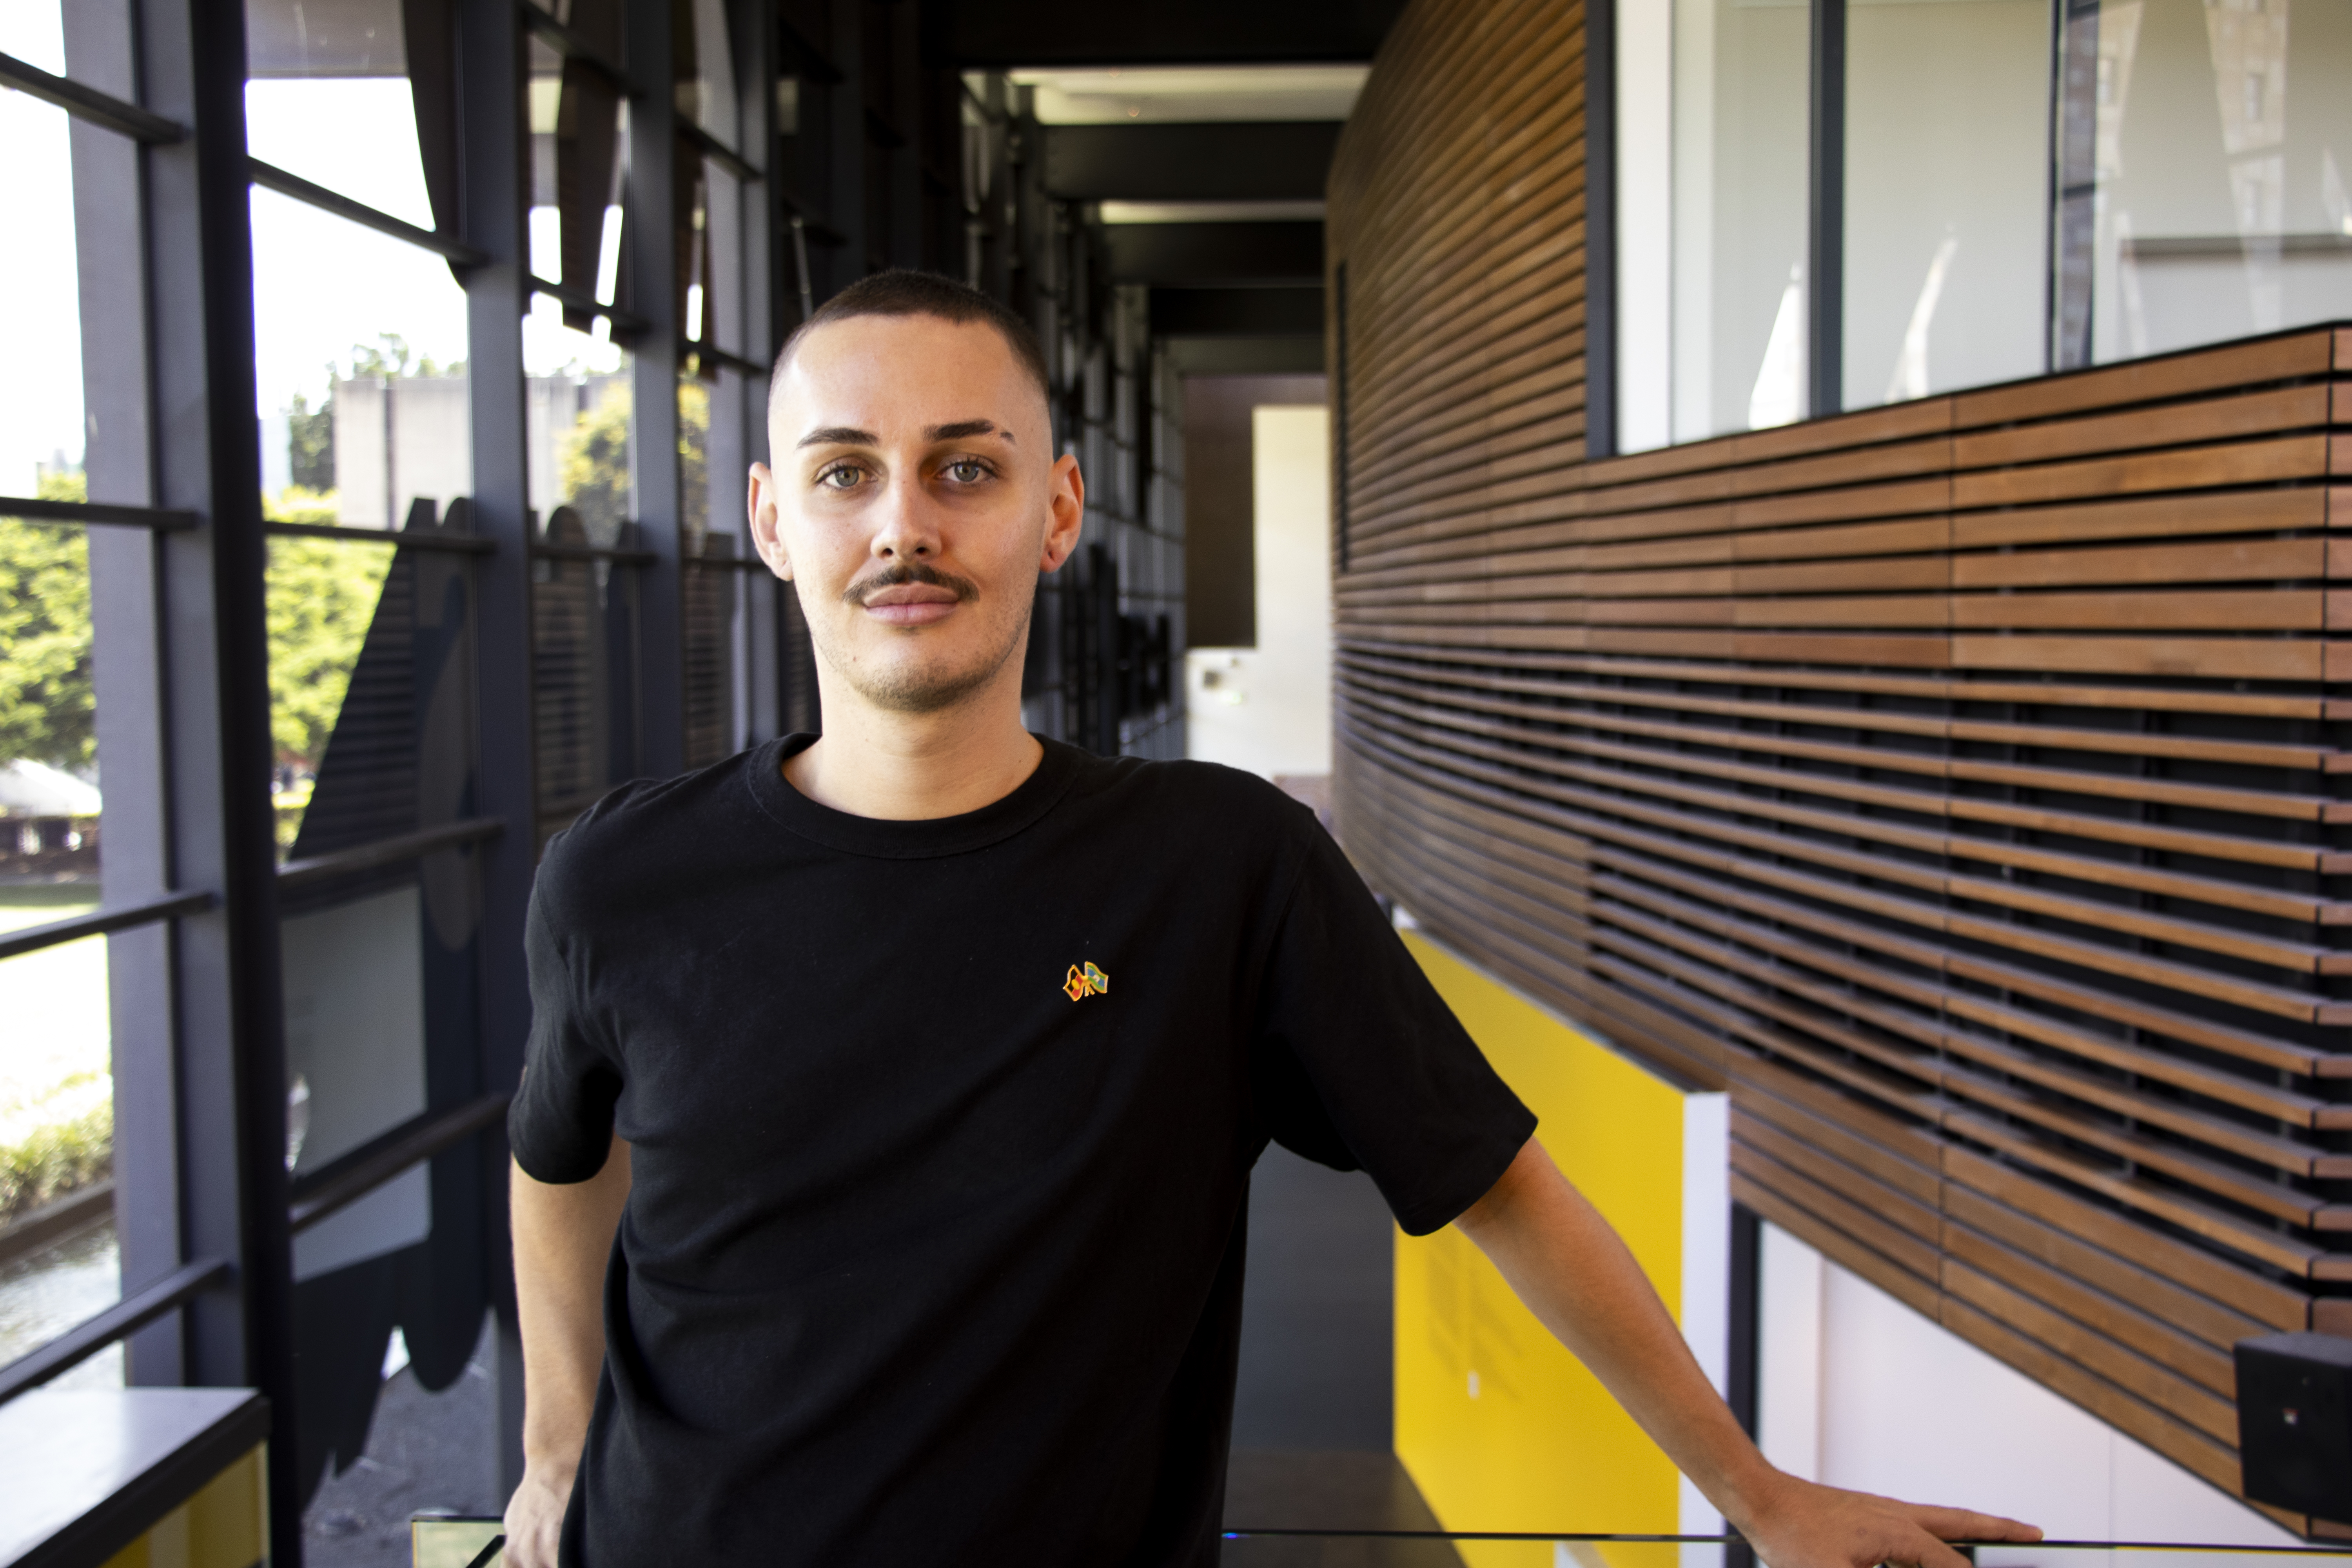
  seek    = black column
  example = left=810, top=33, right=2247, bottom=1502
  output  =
left=142, top=0, right=303, bottom=1555
left=456, top=0, right=538, bottom=1500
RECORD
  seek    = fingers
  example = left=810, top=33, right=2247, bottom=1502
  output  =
left=1888, top=1522, right=1978, bottom=1568
left=1899, top=1503, right=2045, bottom=1544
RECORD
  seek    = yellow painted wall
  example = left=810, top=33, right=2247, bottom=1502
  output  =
left=99, top=1445, right=267, bottom=1568
left=1397, top=935, right=1688, bottom=1568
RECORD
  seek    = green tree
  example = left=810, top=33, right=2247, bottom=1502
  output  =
left=287, top=388, right=333, bottom=492
left=265, top=536, right=394, bottom=769
left=0, top=471, right=95, bottom=770
left=561, top=382, right=635, bottom=541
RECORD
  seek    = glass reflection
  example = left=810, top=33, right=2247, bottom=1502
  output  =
left=1844, top=0, right=2050, bottom=404
left=677, top=0, right=741, bottom=149
left=2055, top=0, right=2352, bottom=365
left=1670, top=0, right=1811, bottom=438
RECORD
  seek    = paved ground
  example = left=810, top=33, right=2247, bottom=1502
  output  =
left=303, top=1319, right=502, bottom=1568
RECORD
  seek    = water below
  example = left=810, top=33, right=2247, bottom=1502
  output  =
left=0, top=1216, right=122, bottom=1388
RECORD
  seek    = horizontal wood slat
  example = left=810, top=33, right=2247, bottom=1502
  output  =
left=1330, top=0, right=2352, bottom=1521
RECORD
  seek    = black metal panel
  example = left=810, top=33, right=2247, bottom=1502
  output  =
left=1583, top=0, right=1618, bottom=459
left=629, top=0, right=685, bottom=780
left=1149, top=285, right=1325, bottom=337
left=1103, top=220, right=1323, bottom=285
left=1042, top=122, right=1341, bottom=201
left=926, top=0, right=1405, bottom=67
left=1808, top=0, right=1846, bottom=418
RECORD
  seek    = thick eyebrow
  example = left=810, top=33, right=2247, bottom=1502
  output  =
left=797, top=425, right=878, bottom=448
left=926, top=419, right=1013, bottom=443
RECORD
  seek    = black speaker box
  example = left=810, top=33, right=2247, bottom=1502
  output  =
left=2237, top=1332, right=2352, bottom=1519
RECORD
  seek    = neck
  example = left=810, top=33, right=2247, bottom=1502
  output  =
left=782, top=662, right=1042, bottom=820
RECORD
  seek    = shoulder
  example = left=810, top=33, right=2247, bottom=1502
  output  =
left=536, top=744, right=776, bottom=910
left=1056, top=744, right=1323, bottom=846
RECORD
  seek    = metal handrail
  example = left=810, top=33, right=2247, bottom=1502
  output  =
left=0, top=891, right=215, bottom=963
left=0, top=51, right=182, bottom=143
left=0, top=1256, right=233, bottom=1403
left=0, top=495, right=201, bottom=530
left=276, top=818, right=504, bottom=891
left=289, top=1094, right=512, bottom=1233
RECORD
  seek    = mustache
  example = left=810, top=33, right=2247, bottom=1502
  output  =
left=842, top=560, right=982, bottom=608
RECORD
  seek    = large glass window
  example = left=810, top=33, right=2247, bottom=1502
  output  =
left=0, top=59, right=122, bottom=1394
left=250, top=190, right=472, bottom=529
left=1844, top=0, right=2051, bottom=404
left=243, top=0, right=440, bottom=231
left=2053, top=0, right=2352, bottom=365
left=1670, top=0, right=1813, bottom=439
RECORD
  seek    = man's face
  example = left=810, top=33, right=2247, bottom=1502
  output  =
left=750, top=314, right=1082, bottom=715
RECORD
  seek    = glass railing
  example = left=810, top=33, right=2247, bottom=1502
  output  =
left=410, top=1517, right=2352, bottom=1568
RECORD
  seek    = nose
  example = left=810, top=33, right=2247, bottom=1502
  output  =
left=868, top=470, right=941, bottom=563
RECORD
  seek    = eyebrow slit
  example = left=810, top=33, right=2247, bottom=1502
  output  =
left=926, top=419, right=1011, bottom=443
left=798, top=425, right=878, bottom=448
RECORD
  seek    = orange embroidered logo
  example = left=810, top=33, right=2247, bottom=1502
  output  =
left=1063, top=962, right=1109, bottom=1002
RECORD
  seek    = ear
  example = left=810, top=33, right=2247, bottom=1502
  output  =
left=1038, top=452, right=1085, bottom=574
left=746, top=461, right=793, bottom=582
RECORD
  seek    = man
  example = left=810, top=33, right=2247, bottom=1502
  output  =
left=502, top=270, right=2038, bottom=1566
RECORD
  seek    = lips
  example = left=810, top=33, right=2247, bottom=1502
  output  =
left=858, top=581, right=963, bottom=626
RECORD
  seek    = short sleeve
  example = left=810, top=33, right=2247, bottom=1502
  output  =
left=508, top=867, right=624, bottom=1183
left=1249, top=815, right=1536, bottom=1236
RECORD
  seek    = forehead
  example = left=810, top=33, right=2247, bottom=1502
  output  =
left=772, top=314, right=1045, bottom=433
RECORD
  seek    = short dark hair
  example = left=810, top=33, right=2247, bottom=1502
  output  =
left=770, top=269, right=1052, bottom=409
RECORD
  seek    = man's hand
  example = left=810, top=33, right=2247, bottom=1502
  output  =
left=501, top=1462, right=576, bottom=1568
left=1733, top=1471, right=2040, bottom=1568
left=1456, top=1140, right=2040, bottom=1566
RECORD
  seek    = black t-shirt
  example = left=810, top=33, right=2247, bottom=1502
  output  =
left=510, top=735, right=1535, bottom=1566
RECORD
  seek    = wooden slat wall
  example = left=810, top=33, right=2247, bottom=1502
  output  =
left=1327, top=0, right=2352, bottom=1526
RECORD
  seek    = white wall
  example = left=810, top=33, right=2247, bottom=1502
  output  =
left=1758, top=1222, right=2301, bottom=1559
left=1617, top=0, right=1675, bottom=454
left=1184, top=405, right=1332, bottom=779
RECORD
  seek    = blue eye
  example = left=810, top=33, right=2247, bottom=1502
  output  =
left=820, top=465, right=862, bottom=489
left=945, top=459, right=987, bottom=483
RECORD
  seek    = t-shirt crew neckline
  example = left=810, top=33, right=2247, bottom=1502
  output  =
left=743, top=732, right=1086, bottom=860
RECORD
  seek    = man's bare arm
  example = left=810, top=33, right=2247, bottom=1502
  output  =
left=1455, top=1138, right=2039, bottom=1568
left=503, top=1135, right=632, bottom=1568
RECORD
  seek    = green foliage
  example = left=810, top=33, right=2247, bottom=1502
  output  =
left=562, top=383, right=635, bottom=540
left=265, top=535, right=395, bottom=769
left=0, top=1085, right=112, bottom=1221
left=288, top=388, right=334, bottom=492
left=0, top=471, right=95, bottom=771
left=263, top=486, right=339, bottom=524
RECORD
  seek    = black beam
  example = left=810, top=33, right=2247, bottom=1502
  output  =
left=927, top=0, right=1405, bottom=66
left=1103, top=221, right=1323, bottom=285
left=1808, top=0, right=1846, bottom=419
left=1043, top=122, right=1341, bottom=201
left=0, top=49, right=183, bottom=143
left=1149, top=286, right=1324, bottom=337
